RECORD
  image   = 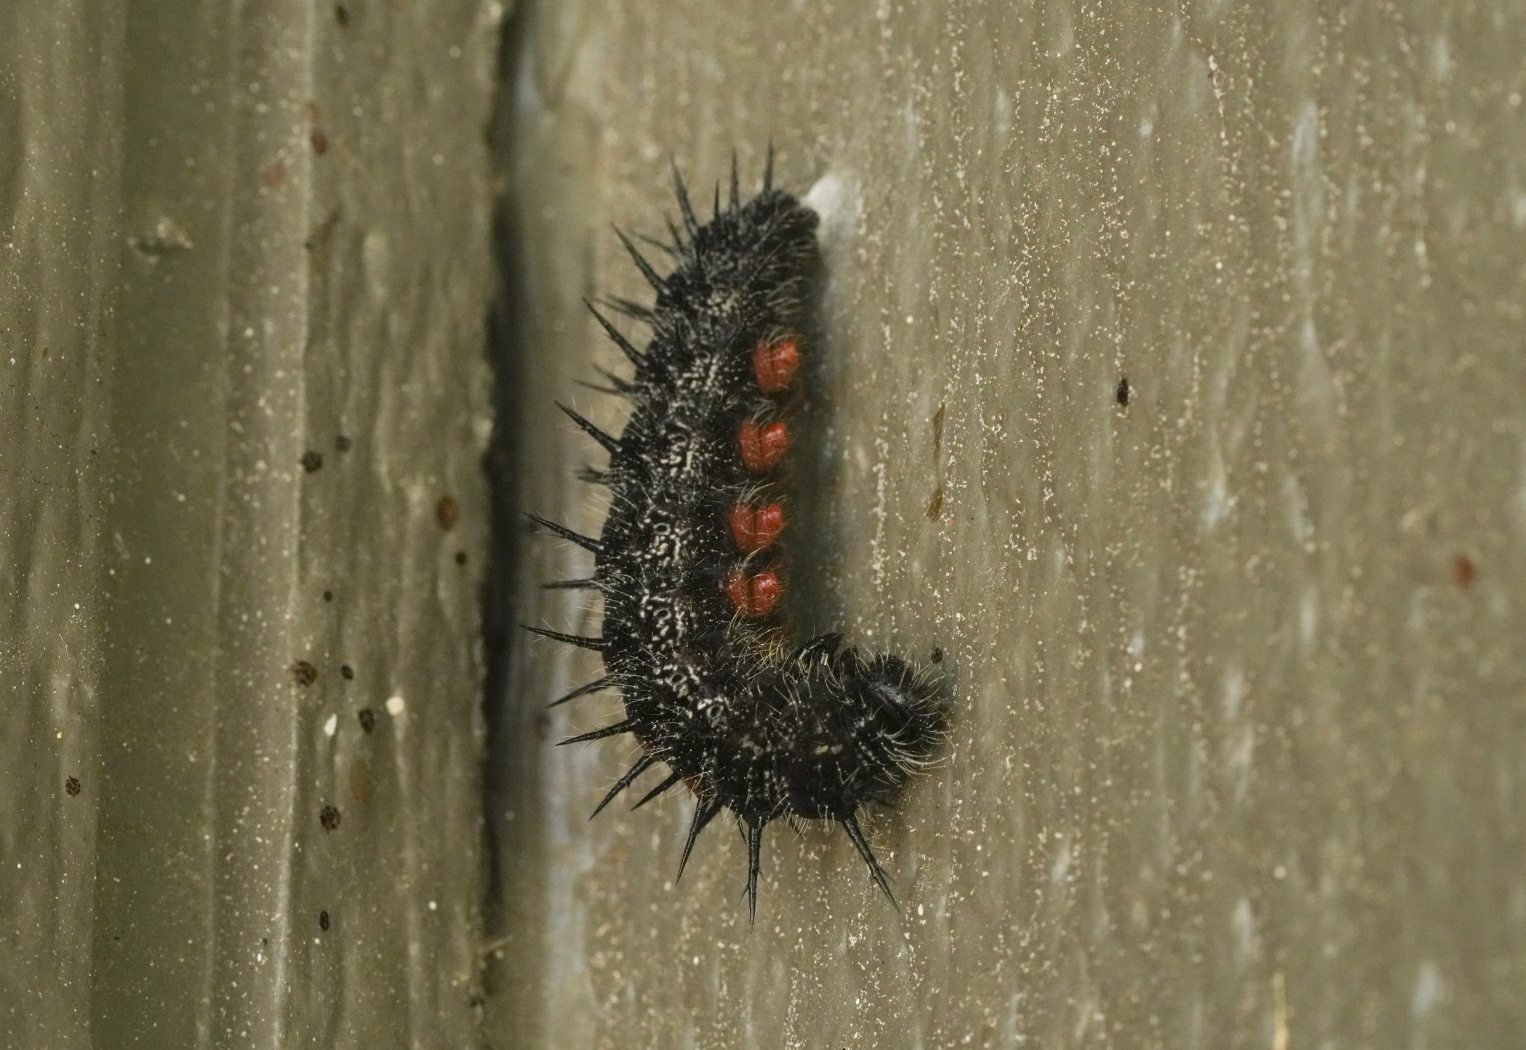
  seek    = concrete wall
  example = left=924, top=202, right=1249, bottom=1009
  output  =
left=5, top=0, right=1524, bottom=1046
left=489, top=0, right=1526, bottom=1047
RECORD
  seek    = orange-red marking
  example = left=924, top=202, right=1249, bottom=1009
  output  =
left=753, top=339, right=800, bottom=393
left=729, top=501, right=784, bottom=552
left=739, top=419, right=789, bottom=473
left=725, top=566, right=782, bottom=618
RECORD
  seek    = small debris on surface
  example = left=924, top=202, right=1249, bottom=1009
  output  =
left=65, top=776, right=81, bottom=796
left=437, top=495, right=460, bottom=531
left=340, top=664, right=354, bottom=680
left=289, top=660, right=319, bottom=687
left=1452, top=554, right=1475, bottom=589
left=300, top=450, right=324, bottom=473
left=128, top=218, right=194, bottom=258
left=319, top=804, right=341, bottom=831
left=357, top=708, right=376, bottom=733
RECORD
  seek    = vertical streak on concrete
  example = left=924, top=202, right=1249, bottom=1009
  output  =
left=206, top=2, right=314, bottom=1045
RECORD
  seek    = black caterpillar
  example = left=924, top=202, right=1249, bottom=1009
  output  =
left=528, top=153, right=946, bottom=920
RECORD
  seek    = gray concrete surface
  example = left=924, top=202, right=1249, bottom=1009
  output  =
left=490, top=0, right=1526, bottom=1047
left=2, top=1, right=500, bottom=1046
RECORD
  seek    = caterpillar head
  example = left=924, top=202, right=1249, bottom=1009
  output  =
left=774, top=634, right=948, bottom=822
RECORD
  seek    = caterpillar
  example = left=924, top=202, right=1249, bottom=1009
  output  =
left=527, top=152, right=947, bottom=920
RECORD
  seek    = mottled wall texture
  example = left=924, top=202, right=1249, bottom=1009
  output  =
left=3, top=0, right=500, bottom=1047
left=490, top=0, right=1526, bottom=1048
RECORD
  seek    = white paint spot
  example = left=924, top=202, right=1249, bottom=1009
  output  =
left=994, top=87, right=1012, bottom=137
left=803, top=171, right=861, bottom=245
left=472, top=412, right=494, bottom=449
left=1228, top=722, right=1254, bottom=802
left=385, top=695, right=406, bottom=717
left=362, top=229, right=391, bottom=303
left=323, top=714, right=337, bottom=737
left=1202, top=442, right=1229, bottom=530
left=1411, top=960, right=1443, bottom=1018
left=1283, top=473, right=1312, bottom=544
left=1300, top=588, right=1319, bottom=651
left=1232, top=897, right=1258, bottom=961
left=1290, top=102, right=1324, bottom=260
left=1430, top=36, right=1453, bottom=81
left=1050, top=837, right=1072, bottom=884
left=1222, top=665, right=1245, bottom=721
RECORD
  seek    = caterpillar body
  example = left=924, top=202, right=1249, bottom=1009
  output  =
left=529, top=154, right=946, bottom=920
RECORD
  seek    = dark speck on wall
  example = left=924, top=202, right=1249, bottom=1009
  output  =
left=436, top=495, right=460, bottom=531
left=340, top=664, right=354, bottom=680
left=1452, top=554, right=1475, bottom=589
left=455, top=550, right=468, bottom=566
left=334, top=3, right=349, bottom=26
left=319, top=805, right=341, bottom=831
left=318, top=910, right=330, bottom=930
left=1116, top=377, right=1131, bottom=406
left=357, top=708, right=376, bottom=733
left=322, top=590, right=334, bottom=602
left=300, top=450, right=324, bottom=473
left=289, top=660, right=319, bottom=687
left=65, top=776, right=81, bottom=796
left=334, top=434, right=352, bottom=452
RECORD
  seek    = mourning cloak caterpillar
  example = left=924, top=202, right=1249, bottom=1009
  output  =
left=528, top=153, right=946, bottom=920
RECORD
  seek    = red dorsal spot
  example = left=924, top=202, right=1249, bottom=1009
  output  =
left=748, top=570, right=782, bottom=616
left=739, top=419, right=789, bottom=473
left=729, top=501, right=785, bottom=552
left=753, top=502, right=784, bottom=548
left=753, top=339, right=800, bottom=393
left=724, top=566, right=783, bottom=618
